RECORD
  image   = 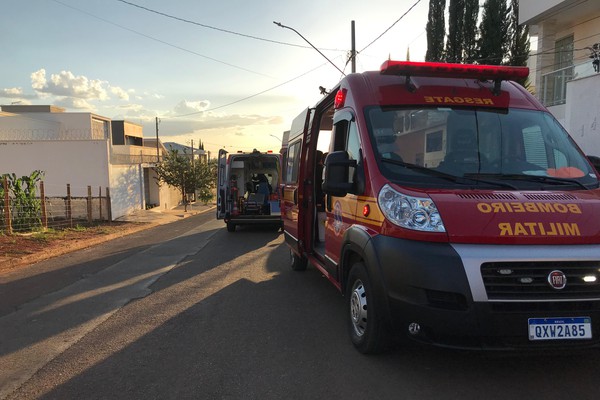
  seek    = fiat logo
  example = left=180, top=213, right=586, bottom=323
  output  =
left=547, top=270, right=567, bottom=290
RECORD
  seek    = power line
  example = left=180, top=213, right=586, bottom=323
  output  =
left=115, top=0, right=345, bottom=53
left=51, top=0, right=270, bottom=77
left=169, top=61, right=336, bottom=118
left=359, top=0, right=422, bottom=53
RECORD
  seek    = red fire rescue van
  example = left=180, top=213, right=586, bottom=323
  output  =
left=281, top=60, right=600, bottom=353
left=217, top=149, right=282, bottom=232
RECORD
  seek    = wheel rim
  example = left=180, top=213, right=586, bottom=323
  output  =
left=290, top=249, right=295, bottom=267
left=350, top=279, right=368, bottom=338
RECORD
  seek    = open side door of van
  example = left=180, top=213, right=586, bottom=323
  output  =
left=216, top=148, right=228, bottom=219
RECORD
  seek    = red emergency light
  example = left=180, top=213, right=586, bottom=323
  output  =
left=380, top=60, right=529, bottom=82
left=334, top=88, right=347, bottom=109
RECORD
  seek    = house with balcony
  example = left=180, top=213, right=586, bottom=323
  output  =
left=0, top=105, right=180, bottom=219
left=520, top=0, right=600, bottom=155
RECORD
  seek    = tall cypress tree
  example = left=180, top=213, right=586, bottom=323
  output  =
left=425, top=0, right=446, bottom=62
left=507, top=0, right=530, bottom=67
left=445, top=0, right=465, bottom=63
left=462, top=0, right=479, bottom=63
left=478, top=0, right=509, bottom=65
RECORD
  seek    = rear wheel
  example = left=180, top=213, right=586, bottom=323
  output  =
left=290, top=248, right=307, bottom=271
left=226, top=222, right=236, bottom=232
left=346, top=262, right=390, bottom=354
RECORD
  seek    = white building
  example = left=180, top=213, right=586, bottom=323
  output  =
left=520, top=0, right=600, bottom=155
left=0, top=105, right=180, bottom=220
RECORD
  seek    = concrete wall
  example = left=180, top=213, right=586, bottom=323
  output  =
left=0, top=112, right=61, bottom=140
left=0, top=111, right=183, bottom=220
left=109, top=164, right=144, bottom=219
left=0, top=140, right=110, bottom=197
left=143, top=167, right=181, bottom=211
left=565, top=73, right=600, bottom=157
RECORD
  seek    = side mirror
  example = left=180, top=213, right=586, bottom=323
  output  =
left=587, top=155, right=600, bottom=174
left=323, top=151, right=357, bottom=197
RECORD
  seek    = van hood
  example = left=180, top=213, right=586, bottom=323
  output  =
left=429, top=190, right=600, bottom=245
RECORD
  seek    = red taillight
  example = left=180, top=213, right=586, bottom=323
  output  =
left=334, top=88, right=347, bottom=109
left=380, top=60, right=529, bottom=81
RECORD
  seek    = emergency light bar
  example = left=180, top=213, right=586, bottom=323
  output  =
left=381, top=60, right=529, bottom=82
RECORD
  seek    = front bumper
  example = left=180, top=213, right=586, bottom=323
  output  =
left=371, top=237, right=600, bottom=350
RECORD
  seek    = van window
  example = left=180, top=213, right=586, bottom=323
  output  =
left=285, top=140, right=301, bottom=184
left=366, top=106, right=597, bottom=189
left=347, top=123, right=360, bottom=161
left=331, top=118, right=360, bottom=184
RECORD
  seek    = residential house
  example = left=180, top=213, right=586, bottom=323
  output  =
left=520, top=0, right=600, bottom=155
left=0, top=105, right=180, bottom=219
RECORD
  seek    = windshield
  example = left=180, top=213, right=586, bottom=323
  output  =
left=367, top=107, right=598, bottom=189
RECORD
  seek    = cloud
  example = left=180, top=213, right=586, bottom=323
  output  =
left=30, top=69, right=46, bottom=91
left=29, top=69, right=136, bottom=104
left=110, top=86, right=130, bottom=101
left=1, top=87, right=23, bottom=97
left=54, top=97, right=96, bottom=111
left=173, top=100, right=210, bottom=115
left=0, top=87, right=37, bottom=101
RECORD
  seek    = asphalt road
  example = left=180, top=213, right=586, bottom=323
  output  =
left=1, top=213, right=600, bottom=399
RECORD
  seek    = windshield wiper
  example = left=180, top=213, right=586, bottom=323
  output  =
left=472, top=173, right=591, bottom=190
left=381, top=158, right=517, bottom=189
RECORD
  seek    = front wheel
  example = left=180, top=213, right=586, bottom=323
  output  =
left=226, top=222, right=236, bottom=232
left=346, top=262, right=390, bottom=354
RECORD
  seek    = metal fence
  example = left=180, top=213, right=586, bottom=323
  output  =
left=1, top=179, right=111, bottom=234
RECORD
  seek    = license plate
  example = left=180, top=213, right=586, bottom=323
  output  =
left=528, top=317, right=592, bottom=341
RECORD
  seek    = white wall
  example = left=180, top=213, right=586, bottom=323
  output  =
left=109, top=164, right=144, bottom=219
left=0, top=112, right=61, bottom=140
left=565, top=73, right=600, bottom=156
left=158, top=180, right=182, bottom=211
left=520, top=0, right=577, bottom=25
left=144, top=167, right=180, bottom=210
left=25, top=112, right=107, bottom=140
left=0, top=140, right=110, bottom=197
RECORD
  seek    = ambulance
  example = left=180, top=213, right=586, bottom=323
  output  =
left=217, top=149, right=282, bottom=232
left=281, top=60, right=600, bottom=353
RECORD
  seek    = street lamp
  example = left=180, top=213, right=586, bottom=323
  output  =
left=273, top=21, right=345, bottom=76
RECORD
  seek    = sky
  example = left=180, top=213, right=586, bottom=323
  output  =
left=1, top=0, right=430, bottom=156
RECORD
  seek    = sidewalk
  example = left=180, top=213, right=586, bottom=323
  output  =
left=115, top=202, right=216, bottom=225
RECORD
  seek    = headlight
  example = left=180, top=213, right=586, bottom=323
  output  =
left=377, top=184, right=445, bottom=232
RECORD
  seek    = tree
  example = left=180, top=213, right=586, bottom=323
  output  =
left=154, top=149, right=211, bottom=211
left=478, top=0, right=509, bottom=65
left=425, top=0, right=446, bottom=62
left=462, top=0, right=479, bottom=63
left=1, top=170, right=44, bottom=232
left=445, top=0, right=465, bottom=63
left=197, top=159, right=216, bottom=205
left=507, top=0, right=530, bottom=68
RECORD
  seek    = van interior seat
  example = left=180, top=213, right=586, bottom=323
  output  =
left=440, top=128, right=485, bottom=175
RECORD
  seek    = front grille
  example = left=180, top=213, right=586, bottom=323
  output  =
left=481, top=261, right=600, bottom=300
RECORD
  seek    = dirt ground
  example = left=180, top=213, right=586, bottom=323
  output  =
left=0, top=222, right=151, bottom=273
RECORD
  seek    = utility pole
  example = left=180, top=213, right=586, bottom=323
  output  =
left=155, top=117, right=160, bottom=162
left=351, top=20, right=356, bottom=73
left=190, top=139, right=194, bottom=166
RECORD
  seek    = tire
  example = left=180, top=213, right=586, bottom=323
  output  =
left=226, top=222, right=236, bottom=232
left=290, top=248, right=307, bottom=271
left=346, top=262, right=390, bottom=354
